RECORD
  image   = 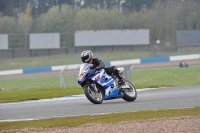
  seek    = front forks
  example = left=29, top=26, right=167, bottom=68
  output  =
left=91, top=83, right=98, bottom=92
left=84, top=83, right=98, bottom=93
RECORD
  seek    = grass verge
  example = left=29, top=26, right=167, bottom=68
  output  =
left=0, top=87, right=83, bottom=103
left=0, top=107, right=200, bottom=131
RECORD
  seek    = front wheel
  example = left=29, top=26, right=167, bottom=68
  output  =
left=122, top=80, right=137, bottom=102
left=84, top=84, right=104, bottom=104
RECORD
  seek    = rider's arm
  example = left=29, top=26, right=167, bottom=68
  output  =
left=92, top=58, right=105, bottom=71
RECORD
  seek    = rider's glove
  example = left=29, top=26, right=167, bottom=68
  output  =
left=92, top=68, right=97, bottom=72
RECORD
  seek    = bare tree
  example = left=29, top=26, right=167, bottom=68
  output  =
left=18, top=2, right=32, bottom=49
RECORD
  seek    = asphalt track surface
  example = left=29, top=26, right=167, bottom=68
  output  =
left=0, top=86, right=200, bottom=122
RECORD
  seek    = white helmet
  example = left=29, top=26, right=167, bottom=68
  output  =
left=81, top=50, right=93, bottom=63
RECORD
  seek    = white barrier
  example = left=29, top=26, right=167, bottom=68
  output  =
left=0, top=69, right=23, bottom=76
left=170, top=54, right=200, bottom=61
left=0, top=54, right=200, bottom=76
left=111, top=59, right=140, bottom=66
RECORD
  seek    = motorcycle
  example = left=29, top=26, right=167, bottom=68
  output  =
left=78, top=63, right=137, bottom=104
left=179, top=61, right=189, bottom=68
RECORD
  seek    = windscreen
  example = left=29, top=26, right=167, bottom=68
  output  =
left=78, top=63, right=93, bottom=76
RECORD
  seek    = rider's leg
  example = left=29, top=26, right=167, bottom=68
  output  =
left=104, top=67, right=113, bottom=76
left=112, top=66, right=125, bottom=85
left=104, top=66, right=125, bottom=84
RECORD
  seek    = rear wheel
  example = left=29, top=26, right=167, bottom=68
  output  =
left=122, top=80, right=137, bottom=102
left=84, top=84, right=104, bottom=104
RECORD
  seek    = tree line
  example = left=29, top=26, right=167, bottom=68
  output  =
left=0, top=0, right=156, bottom=17
left=0, top=0, right=200, bottom=48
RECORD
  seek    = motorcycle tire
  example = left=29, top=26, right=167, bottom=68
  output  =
left=122, top=80, right=137, bottom=102
left=84, top=84, right=104, bottom=104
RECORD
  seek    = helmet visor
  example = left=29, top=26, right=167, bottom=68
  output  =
left=81, top=55, right=90, bottom=63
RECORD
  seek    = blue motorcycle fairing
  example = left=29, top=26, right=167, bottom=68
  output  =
left=91, top=69, right=124, bottom=99
left=78, top=66, right=96, bottom=84
left=78, top=63, right=124, bottom=100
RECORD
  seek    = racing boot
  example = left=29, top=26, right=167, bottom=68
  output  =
left=118, top=75, right=125, bottom=87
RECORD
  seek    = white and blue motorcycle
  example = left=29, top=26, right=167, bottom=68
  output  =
left=78, top=63, right=137, bottom=104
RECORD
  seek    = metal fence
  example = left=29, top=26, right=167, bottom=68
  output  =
left=6, top=33, right=72, bottom=49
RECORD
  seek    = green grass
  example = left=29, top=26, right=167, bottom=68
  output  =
left=0, top=50, right=199, bottom=71
left=0, top=87, right=83, bottom=103
left=0, top=74, right=79, bottom=90
left=0, top=107, right=199, bottom=131
left=0, top=76, right=60, bottom=90
left=131, top=67, right=200, bottom=88
left=0, top=67, right=200, bottom=103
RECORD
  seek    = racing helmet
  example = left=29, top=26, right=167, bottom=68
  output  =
left=81, top=50, right=93, bottom=63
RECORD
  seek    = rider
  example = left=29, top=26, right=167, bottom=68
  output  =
left=80, top=50, right=125, bottom=85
